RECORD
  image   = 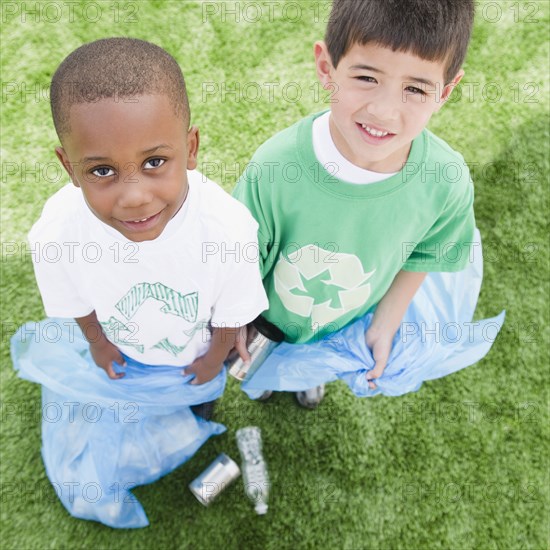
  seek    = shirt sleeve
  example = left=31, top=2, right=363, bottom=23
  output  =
left=28, top=208, right=94, bottom=319
left=403, top=174, right=476, bottom=272
left=210, top=216, right=269, bottom=327
left=232, top=167, right=275, bottom=278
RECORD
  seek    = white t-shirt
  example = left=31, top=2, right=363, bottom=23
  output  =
left=29, top=171, right=268, bottom=366
left=312, top=111, right=397, bottom=184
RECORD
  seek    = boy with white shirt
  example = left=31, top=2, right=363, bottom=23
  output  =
left=13, top=37, right=268, bottom=527
left=233, top=0, right=476, bottom=407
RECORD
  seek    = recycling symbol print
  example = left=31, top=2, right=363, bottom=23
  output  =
left=274, top=244, right=375, bottom=327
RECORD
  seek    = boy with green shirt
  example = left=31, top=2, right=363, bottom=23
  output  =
left=234, top=0, right=477, bottom=407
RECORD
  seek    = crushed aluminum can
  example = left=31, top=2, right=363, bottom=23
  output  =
left=189, top=453, right=240, bottom=506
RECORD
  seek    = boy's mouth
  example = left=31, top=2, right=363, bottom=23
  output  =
left=119, top=210, right=163, bottom=231
left=357, top=122, right=395, bottom=143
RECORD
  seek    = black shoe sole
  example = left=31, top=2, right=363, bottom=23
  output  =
left=191, top=400, right=217, bottom=420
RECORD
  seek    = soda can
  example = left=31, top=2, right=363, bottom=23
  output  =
left=189, top=453, right=241, bottom=506
left=228, top=332, right=279, bottom=381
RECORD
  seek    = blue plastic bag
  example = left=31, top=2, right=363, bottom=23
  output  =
left=11, top=320, right=226, bottom=528
left=242, top=229, right=505, bottom=397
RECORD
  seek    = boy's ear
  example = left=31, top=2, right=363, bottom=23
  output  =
left=437, top=69, right=465, bottom=110
left=314, top=41, right=334, bottom=88
left=55, top=146, right=79, bottom=187
left=186, top=126, right=199, bottom=170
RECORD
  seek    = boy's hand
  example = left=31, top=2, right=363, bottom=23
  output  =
left=364, top=327, right=394, bottom=389
left=225, top=324, right=256, bottom=364
left=75, top=311, right=126, bottom=380
left=184, top=355, right=224, bottom=385
left=89, top=339, right=126, bottom=380
left=184, top=326, right=242, bottom=385
left=364, top=270, right=427, bottom=389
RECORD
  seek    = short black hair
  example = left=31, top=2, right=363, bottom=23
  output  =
left=325, top=0, right=475, bottom=84
left=50, top=37, right=190, bottom=141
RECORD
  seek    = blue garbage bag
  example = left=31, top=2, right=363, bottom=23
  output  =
left=242, top=229, right=505, bottom=397
left=10, top=319, right=226, bottom=528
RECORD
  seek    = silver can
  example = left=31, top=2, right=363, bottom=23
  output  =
left=189, top=453, right=241, bottom=506
left=228, top=332, right=279, bottom=381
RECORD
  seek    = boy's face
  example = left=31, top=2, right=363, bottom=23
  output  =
left=55, top=95, right=198, bottom=242
left=315, top=42, right=463, bottom=173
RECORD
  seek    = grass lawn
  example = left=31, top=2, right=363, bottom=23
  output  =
left=1, top=1, right=548, bottom=548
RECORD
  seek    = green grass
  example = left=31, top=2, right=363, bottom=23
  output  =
left=1, top=1, right=549, bottom=548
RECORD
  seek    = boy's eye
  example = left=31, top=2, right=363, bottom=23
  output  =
left=404, top=86, right=426, bottom=96
left=144, top=158, right=165, bottom=169
left=356, top=76, right=377, bottom=84
left=91, top=167, right=115, bottom=177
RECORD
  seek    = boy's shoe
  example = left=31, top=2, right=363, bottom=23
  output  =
left=295, top=384, right=325, bottom=409
left=255, top=390, right=273, bottom=402
left=191, top=400, right=217, bottom=421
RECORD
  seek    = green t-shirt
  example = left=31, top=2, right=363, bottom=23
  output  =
left=233, top=112, right=476, bottom=343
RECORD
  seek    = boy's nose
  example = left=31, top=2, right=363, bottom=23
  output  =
left=117, top=178, right=154, bottom=208
left=365, top=92, right=399, bottom=122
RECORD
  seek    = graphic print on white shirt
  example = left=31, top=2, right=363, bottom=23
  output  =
left=99, top=281, right=208, bottom=358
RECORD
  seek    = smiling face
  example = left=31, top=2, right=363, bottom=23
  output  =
left=55, top=94, right=198, bottom=242
left=315, top=41, right=463, bottom=173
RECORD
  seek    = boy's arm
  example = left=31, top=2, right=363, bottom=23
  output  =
left=184, top=327, right=244, bottom=385
left=232, top=166, right=275, bottom=279
left=75, top=311, right=126, bottom=380
left=365, top=270, right=427, bottom=388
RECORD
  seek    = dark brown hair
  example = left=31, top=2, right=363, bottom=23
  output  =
left=325, top=0, right=475, bottom=83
